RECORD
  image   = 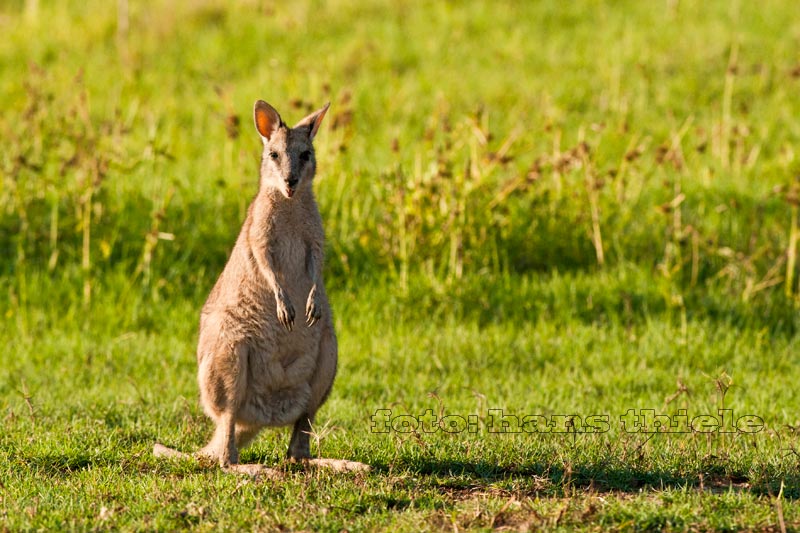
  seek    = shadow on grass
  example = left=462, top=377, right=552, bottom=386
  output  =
left=19, top=448, right=798, bottom=502
left=377, top=458, right=800, bottom=500
left=22, top=453, right=97, bottom=475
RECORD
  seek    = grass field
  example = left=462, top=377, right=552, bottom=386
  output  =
left=3, top=0, right=800, bottom=530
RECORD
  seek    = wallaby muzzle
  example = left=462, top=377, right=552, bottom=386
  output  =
left=285, top=178, right=298, bottom=198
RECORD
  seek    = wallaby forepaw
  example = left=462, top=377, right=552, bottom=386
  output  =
left=305, top=288, right=321, bottom=327
left=276, top=293, right=295, bottom=331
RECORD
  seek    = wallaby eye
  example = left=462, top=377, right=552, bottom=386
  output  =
left=300, top=151, right=311, bottom=162
left=269, top=151, right=279, bottom=160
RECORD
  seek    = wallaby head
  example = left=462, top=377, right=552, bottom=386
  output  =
left=254, top=100, right=330, bottom=199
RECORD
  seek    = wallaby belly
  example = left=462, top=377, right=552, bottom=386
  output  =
left=197, top=239, right=325, bottom=428
left=255, top=309, right=322, bottom=425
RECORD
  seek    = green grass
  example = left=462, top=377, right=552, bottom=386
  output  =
left=3, top=0, right=800, bottom=530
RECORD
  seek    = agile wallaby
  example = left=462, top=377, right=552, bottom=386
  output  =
left=155, top=100, right=368, bottom=474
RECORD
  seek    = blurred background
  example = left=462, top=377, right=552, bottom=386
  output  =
left=2, top=0, right=800, bottom=317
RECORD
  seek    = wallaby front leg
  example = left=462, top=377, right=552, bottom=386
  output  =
left=249, top=227, right=295, bottom=331
left=264, top=256, right=295, bottom=331
left=305, top=243, right=323, bottom=327
left=305, top=286, right=321, bottom=327
left=274, top=285, right=296, bottom=331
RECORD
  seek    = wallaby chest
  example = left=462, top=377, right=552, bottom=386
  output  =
left=261, top=205, right=315, bottom=277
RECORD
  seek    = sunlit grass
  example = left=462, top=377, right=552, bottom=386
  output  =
left=2, top=0, right=800, bottom=530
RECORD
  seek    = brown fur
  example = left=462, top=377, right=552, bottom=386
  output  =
left=193, top=100, right=337, bottom=466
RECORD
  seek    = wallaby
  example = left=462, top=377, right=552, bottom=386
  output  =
left=154, top=100, right=368, bottom=475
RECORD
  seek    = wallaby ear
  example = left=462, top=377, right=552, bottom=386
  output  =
left=254, top=100, right=282, bottom=141
left=294, top=102, right=330, bottom=140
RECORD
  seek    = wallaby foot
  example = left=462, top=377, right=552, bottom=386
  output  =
left=153, top=443, right=190, bottom=459
left=153, top=444, right=280, bottom=478
left=152, top=442, right=232, bottom=465
left=153, top=442, right=369, bottom=474
left=301, top=457, right=372, bottom=473
left=197, top=442, right=238, bottom=467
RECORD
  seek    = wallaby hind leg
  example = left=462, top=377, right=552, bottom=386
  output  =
left=197, top=342, right=249, bottom=467
left=287, top=323, right=337, bottom=459
left=289, top=413, right=370, bottom=472
left=198, top=412, right=238, bottom=466
left=285, top=323, right=369, bottom=471
left=309, top=323, right=338, bottom=418
left=287, top=415, right=312, bottom=460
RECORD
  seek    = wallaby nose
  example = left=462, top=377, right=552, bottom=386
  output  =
left=286, top=178, right=298, bottom=188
